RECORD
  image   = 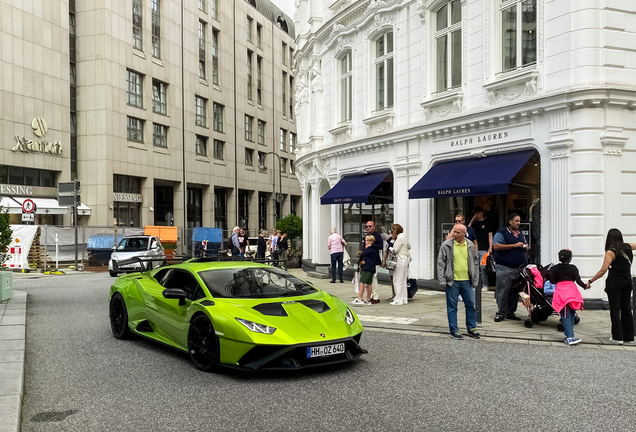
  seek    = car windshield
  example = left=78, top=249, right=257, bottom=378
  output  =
left=198, top=267, right=318, bottom=299
left=116, top=237, right=149, bottom=252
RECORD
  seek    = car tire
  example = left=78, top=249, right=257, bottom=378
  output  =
left=187, top=315, right=219, bottom=372
left=109, top=293, right=131, bottom=339
left=109, top=270, right=118, bottom=277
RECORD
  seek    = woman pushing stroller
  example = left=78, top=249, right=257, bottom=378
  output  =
left=550, top=249, right=590, bottom=345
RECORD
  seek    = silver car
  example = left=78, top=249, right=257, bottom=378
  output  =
left=108, top=235, right=165, bottom=277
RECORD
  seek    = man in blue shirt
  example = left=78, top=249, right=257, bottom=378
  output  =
left=446, top=213, right=478, bottom=249
left=492, top=213, right=528, bottom=322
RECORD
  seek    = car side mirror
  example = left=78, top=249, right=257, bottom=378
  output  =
left=162, top=288, right=187, bottom=306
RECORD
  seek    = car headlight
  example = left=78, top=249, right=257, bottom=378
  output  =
left=345, top=308, right=355, bottom=325
left=236, top=318, right=277, bottom=335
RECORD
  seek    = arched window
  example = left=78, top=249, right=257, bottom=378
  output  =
left=338, top=51, right=353, bottom=123
left=372, top=32, right=394, bottom=112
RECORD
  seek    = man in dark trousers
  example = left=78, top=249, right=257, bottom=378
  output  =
left=469, top=206, right=494, bottom=291
left=493, top=213, right=528, bottom=322
left=359, top=220, right=384, bottom=303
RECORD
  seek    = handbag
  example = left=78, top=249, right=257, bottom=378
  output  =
left=407, top=277, right=418, bottom=298
left=485, top=252, right=496, bottom=276
left=386, top=250, right=398, bottom=270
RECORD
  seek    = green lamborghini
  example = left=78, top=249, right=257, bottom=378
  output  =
left=108, top=258, right=366, bottom=371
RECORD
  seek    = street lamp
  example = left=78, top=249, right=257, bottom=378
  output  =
left=258, top=152, right=283, bottom=217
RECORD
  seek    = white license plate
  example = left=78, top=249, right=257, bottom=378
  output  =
left=307, top=343, right=345, bottom=358
left=121, top=264, right=139, bottom=269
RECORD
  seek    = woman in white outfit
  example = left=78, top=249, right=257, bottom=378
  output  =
left=390, top=224, right=410, bottom=305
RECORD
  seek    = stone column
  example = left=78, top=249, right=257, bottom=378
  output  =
left=546, top=140, right=572, bottom=256
left=601, top=137, right=627, bottom=231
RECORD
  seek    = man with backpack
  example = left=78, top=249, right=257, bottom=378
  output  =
left=228, top=226, right=241, bottom=256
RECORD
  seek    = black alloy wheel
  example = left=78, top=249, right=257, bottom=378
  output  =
left=188, top=315, right=218, bottom=372
left=109, top=294, right=130, bottom=339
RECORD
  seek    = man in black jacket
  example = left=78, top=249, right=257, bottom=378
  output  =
left=359, top=221, right=384, bottom=303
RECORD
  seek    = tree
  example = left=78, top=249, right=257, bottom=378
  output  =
left=276, top=214, right=302, bottom=240
left=0, top=207, right=12, bottom=266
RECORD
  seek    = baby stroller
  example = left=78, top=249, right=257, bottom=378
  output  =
left=516, top=264, right=580, bottom=330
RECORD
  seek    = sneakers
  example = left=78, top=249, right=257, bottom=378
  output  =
left=362, top=300, right=372, bottom=306
left=389, top=301, right=404, bottom=306
left=450, top=332, right=463, bottom=340
left=467, top=329, right=481, bottom=339
left=351, top=298, right=364, bottom=305
left=458, top=295, right=463, bottom=302
left=565, top=337, right=582, bottom=345
left=609, top=337, right=624, bottom=345
left=482, top=287, right=489, bottom=292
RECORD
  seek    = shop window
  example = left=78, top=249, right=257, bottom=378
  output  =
left=187, top=188, right=203, bottom=228
left=214, top=188, right=227, bottom=231
left=154, top=185, right=174, bottom=226
left=501, top=0, right=536, bottom=72
left=114, top=175, right=141, bottom=194
left=434, top=0, right=462, bottom=93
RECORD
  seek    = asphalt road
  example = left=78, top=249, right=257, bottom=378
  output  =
left=16, top=273, right=636, bottom=431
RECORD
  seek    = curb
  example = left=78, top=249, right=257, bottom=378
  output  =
left=0, top=291, right=26, bottom=432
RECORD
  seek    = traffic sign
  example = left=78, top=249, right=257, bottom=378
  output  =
left=58, top=195, right=81, bottom=207
left=58, top=181, right=80, bottom=195
left=22, top=199, right=36, bottom=214
left=22, top=213, right=34, bottom=222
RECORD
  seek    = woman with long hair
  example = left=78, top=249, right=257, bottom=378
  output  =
left=389, top=224, right=411, bottom=306
left=588, top=228, right=636, bottom=344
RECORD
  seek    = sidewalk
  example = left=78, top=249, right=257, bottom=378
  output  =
left=0, top=291, right=26, bottom=432
left=289, top=269, right=636, bottom=350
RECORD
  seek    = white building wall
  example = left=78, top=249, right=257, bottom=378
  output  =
left=294, top=0, right=636, bottom=300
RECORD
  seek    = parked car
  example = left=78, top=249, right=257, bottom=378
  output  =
left=108, top=259, right=366, bottom=371
left=108, top=235, right=165, bottom=277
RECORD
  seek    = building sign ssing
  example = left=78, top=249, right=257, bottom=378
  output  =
left=0, top=185, right=33, bottom=196
left=113, top=193, right=142, bottom=203
left=432, top=123, right=533, bottom=155
left=12, top=117, right=63, bottom=156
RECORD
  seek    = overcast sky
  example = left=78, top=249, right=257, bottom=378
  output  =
left=273, top=0, right=295, bottom=18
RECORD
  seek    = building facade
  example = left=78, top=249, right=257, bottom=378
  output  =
left=1, top=0, right=301, bottom=236
left=294, top=0, right=636, bottom=302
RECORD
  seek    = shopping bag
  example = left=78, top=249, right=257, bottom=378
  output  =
left=407, top=278, right=418, bottom=298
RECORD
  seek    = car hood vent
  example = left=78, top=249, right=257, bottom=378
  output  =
left=252, top=302, right=288, bottom=316
left=253, top=300, right=331, bottom=316
left=296, top=300, right=330, bottom=313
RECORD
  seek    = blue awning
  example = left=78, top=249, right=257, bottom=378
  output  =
left=409, top=150, right=535, bottom=199
left=321, top=170, right=391, bottom=205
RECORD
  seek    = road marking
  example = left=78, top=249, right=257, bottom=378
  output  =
left=356, top=315, right=420, bottom=324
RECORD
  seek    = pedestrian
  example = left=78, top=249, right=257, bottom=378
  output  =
left=351, top=235, right=379, bottom=306
left=382, top=227, right=396, bottom=300
left=446, top=213, right=478, bottom=248
left=279, top=232, right=289, bottom=270
left=238, top=228, right=249, bottom=255
left=327, top=227, right=347, bottom=283
left=389, top=224, right=410, bottom=306
left=230, top=226, right=241, bottom=256
left=492, top=213, right=528, bottom=322
left=550, top=249, right=589, bottom=345
left=588, top=228, right=636, bottom=344
left=256, top=230, right=267, bottom=259
left=358, top=221, right=383, bottom=303
left=468, top=206, right=493, bottom=291
left=269, top=229, right=280, bottom=263
left=437, top=223, right=481, bottom=340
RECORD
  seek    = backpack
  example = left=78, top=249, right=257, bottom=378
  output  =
left=224, top=237, right=233, bottom=251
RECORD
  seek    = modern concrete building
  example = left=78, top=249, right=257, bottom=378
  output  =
left=1, top=0, right=301, bottom=236
left=294, top=0, right=636, bottom=302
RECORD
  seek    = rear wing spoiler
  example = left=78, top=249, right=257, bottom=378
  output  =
left=111, top=256, right=167, bottom=273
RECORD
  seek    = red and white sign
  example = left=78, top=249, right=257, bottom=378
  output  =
left=22, top=198, right=36, bottom=213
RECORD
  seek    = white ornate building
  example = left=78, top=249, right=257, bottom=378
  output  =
left=293, top=0, right=636, bottom=302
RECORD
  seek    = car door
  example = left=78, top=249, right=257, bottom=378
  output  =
left=151, top=269, right=205, bottom=347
